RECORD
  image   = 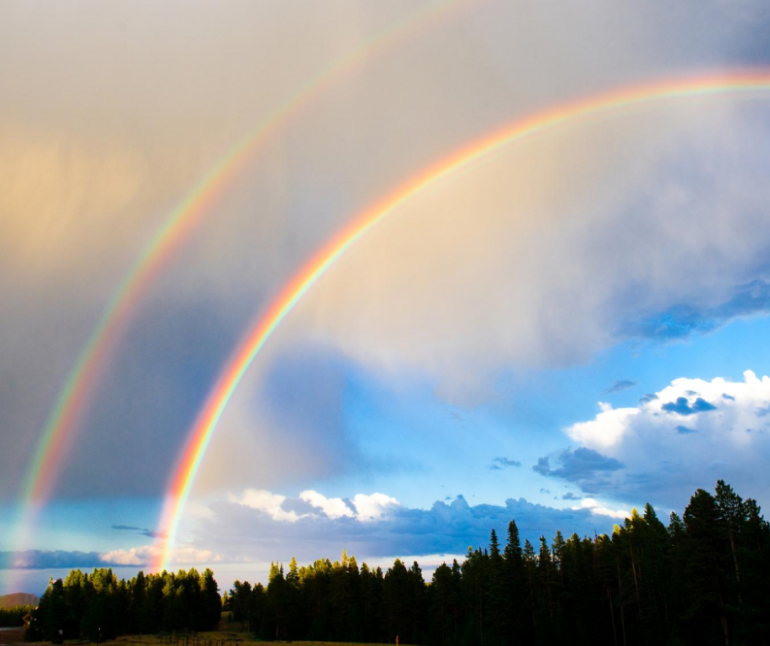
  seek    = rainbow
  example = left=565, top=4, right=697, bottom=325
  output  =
left=3, top=0, right=467, bottom=591
left=154, top=69, right=770, bottom=571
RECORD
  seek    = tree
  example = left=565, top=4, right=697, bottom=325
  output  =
left=683, top=488, right=731, bottom=645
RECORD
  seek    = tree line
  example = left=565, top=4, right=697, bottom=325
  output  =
left=0, top=605, right=34, bottom=628
left=27, top=480, right=770, bottom=645
left=26, top=568, right=221, bottom=642
left=221, top=480, right=770, bottom=646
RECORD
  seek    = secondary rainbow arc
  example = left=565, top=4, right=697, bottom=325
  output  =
left=154, top=70, right=770, bottom=572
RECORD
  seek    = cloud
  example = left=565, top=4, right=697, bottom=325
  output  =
left=606, top=380, right=637, bottom=394
left=662, top=397, right=717, bottom=415
left=300, top=491, right=356, bottom=520
left=228, top=490, right=300, bottom=523
left=229, top=489, right=400, bottom=525
left=488, top=457, right=522, bottom=470
left=191, top=489, right=627, bottom=563
left=112, top=525, right=165, bottom=539
left=533, top=448, right=624, bottom=492
left=0, top=551, right=109, bottom=570
left=561, top=492, right=581, bottom=500
left=563, top=371, right=770, bottom=506
left=351, top=493, right=401, bottom=521
left=0, top=544, right=219, bottom=570
left=621, top=280, right=770, bottom=342
left=100, top=546, right=220, bottom=567
left=299, top=101, right=770, bottom=407
left=574, top=498, right=630, bottom=519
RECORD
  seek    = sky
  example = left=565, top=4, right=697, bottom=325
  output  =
left=3, top=0, right=770, bottom=596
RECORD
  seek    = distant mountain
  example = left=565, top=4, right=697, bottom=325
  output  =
left=0, top=592, right=38, bottom=608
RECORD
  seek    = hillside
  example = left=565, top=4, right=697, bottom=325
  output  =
left=0, top=593, right=38, bottom=608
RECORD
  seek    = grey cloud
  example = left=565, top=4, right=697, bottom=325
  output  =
left=196, top=494, right=617, bottom=562
left=624, top=279, right=770, bottom=343
left=561, top=492, right=581, bottom=500
left=489, top=457, right=522, bottom=470
left=662, top=397, right=717, bottom=415
left=606, top=380, right=636, bottom=394
left=533, top=448, right=624, bottom=492
left=111, top=524, right=164, bottom=539
left=0, top=550, right=112, bottom=570
left=281, top=497, right=318, bottom=516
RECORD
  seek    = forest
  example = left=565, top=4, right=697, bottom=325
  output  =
left=25, top=480, right=770, bottom=646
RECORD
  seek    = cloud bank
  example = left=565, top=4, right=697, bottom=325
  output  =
left=188, top=489, right=623, bottom=565
left=560, top=370, right=770, bottom=507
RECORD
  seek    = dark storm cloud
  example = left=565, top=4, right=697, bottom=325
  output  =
left=605, top=380, right=636, bottom=394
left=662, top=397, right=717, bottom=415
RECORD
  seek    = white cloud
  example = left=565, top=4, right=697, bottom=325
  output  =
left=228, top=488, right=400, bottom=524
left=564, top=370, right=770, bottom=506
left=576, top=498, right=629, bottom=519
left=352, top=493, right=401, bottom=521
left=100, top=545, right=221, bottom=567
left=300, top=490, right=355, bottom=519
left=228, top=489, right=299, bottom=523
left=568, top=403, right=640, bottom=449
left=567, top=370, right=770, bottom=451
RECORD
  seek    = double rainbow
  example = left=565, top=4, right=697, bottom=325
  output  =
left=154, top=70, right=770, bottom=571
left=3, top=0, right=467, bottom=589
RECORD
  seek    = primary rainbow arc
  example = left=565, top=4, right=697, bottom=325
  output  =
left=155, top=69, right=770, bottom=571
